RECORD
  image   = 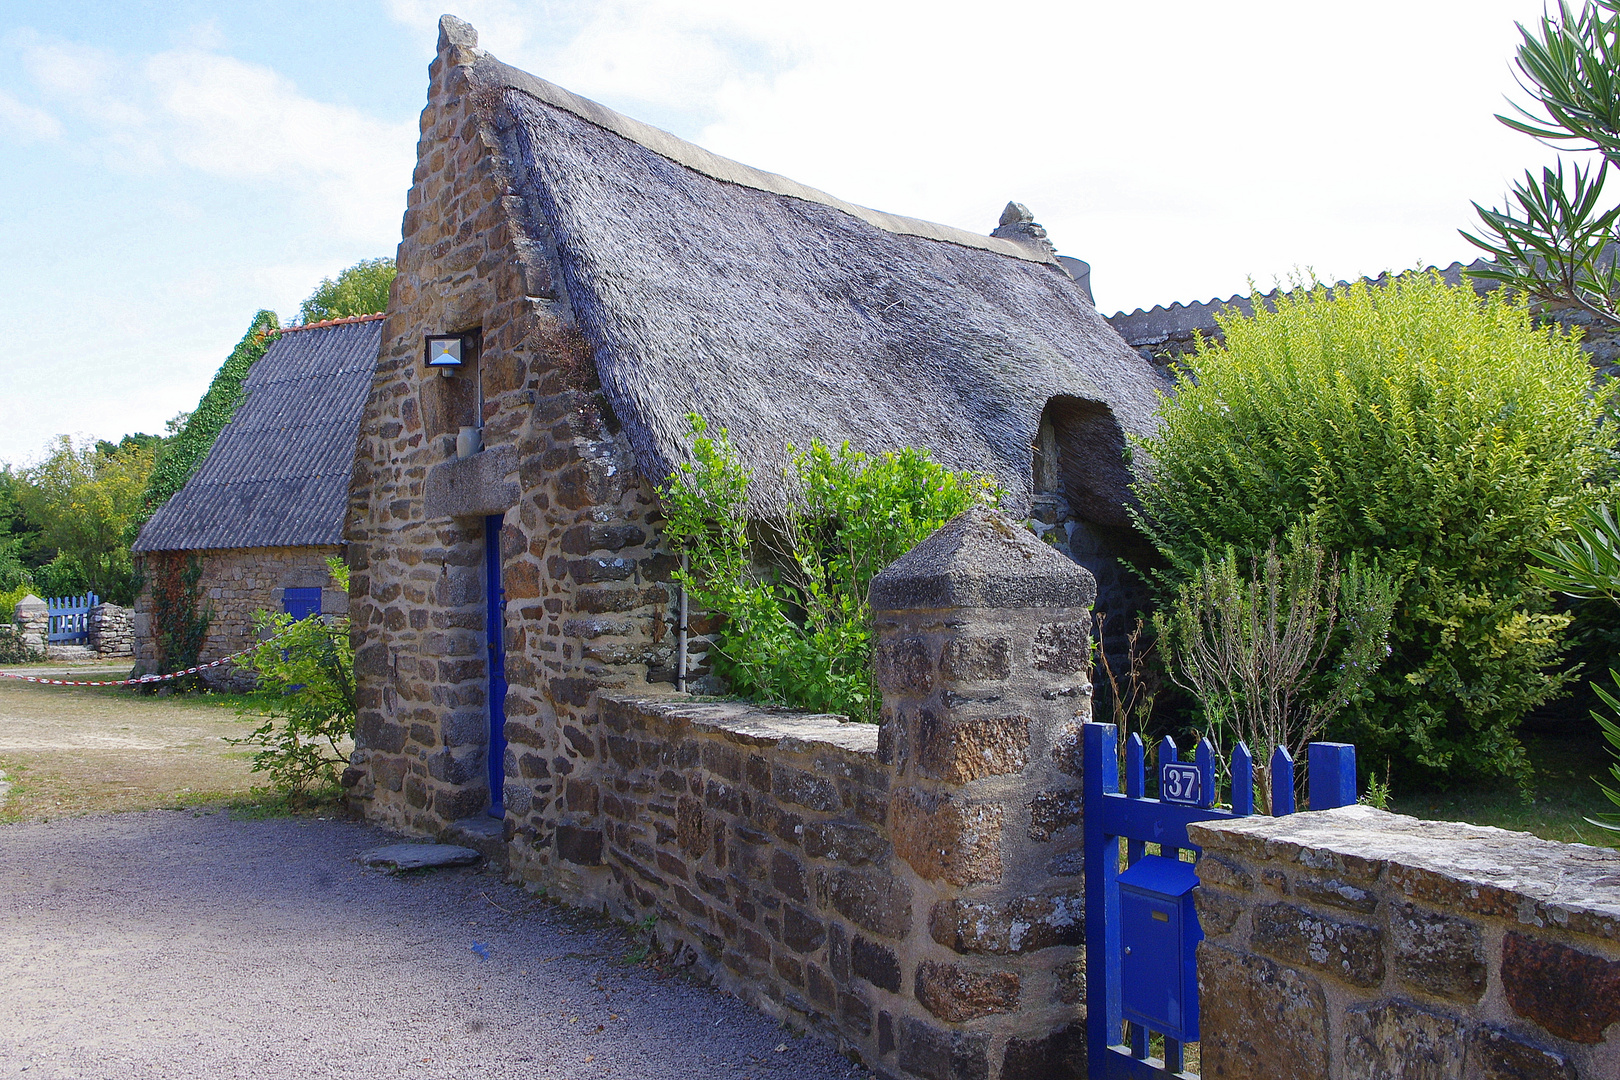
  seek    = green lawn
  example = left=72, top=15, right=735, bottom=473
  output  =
left=1389, top=728, right=1620, bottom=848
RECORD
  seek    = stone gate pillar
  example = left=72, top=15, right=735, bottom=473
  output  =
left=14, top=595, right=47, bottom=654
left=870, top=507, right=1097, bottom=1080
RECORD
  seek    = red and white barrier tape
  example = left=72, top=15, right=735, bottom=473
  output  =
left=1, top=640, right=279, bottom=687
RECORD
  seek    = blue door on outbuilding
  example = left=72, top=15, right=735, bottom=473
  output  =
left=282, top=587, right=322, bottom=621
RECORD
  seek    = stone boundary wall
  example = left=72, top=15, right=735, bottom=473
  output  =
left=502, top=510, right=1099, bottom=1080
left=133, top=545, right=344, bottom=687
left=1189, top=805, right=1620, bottom=1080
left=89, top=602, right=133, bottom=657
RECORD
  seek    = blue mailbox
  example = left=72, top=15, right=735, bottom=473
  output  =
left=1118, top=854, right=1203, bottom=1043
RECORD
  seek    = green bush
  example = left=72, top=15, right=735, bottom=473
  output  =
left=1157, top=524, right=1397, bottom=810
left=231, top=557, right=354, bottom=794
left=1135, top=272, right=1614, bottom=785
left=661, top=416, right=997, bottom=722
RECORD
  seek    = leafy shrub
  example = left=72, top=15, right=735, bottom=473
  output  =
left=232, top=557, right=354, bottom=794
left=1134, top=272, right=1614, bottom=784
left=1531, top=501, right=1620, bottom=827
left=1157, top=525, right=1397, bottom=809
left=661, top=416, right=997, bottom=722
left=31, top=552, right=89, bottom=601
left=145, top=551, right=212, bottom=688
left=0, top=584, right=34, bottom=624
left=0, top=625, right=39, bottom=664
left=298, top=258, right=395, bottom=323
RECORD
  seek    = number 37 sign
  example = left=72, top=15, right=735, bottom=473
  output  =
left=1160, top=761, right=1203, bottom=806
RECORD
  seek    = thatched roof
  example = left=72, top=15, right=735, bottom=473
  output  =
left=133, top=317, right=381, bottom=552
left=476, top=47, right=1170, bottom=517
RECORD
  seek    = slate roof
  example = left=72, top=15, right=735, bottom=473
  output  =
left=133, top=317, right=381, bottom=552
left=474, top=48, right=1171, bottom=519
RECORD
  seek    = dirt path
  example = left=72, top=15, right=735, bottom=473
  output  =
left=0, top=810, right=872, bottom=1080
left=0, top=663, right=265, bottom=821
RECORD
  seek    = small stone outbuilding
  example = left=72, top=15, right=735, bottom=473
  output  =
left=131, top=315, right=381, bottom=685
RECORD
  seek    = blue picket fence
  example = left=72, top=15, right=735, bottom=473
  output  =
left=46, top=593, right=98, bottom=644
left=1082, top=722, right=1357, bottom=1079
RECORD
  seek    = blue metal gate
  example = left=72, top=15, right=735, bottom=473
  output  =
left=1082, top=722, right=1357, bottom=1078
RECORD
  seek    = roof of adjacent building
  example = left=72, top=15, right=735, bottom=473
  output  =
left=471, top=32, right=1170, bottom=517
left=1106, top=259, right=1494, bottom=353
left=132, top=316, right=382, bottom=552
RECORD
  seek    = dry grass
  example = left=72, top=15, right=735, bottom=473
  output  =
left=0, top=659, right=272, bottom=823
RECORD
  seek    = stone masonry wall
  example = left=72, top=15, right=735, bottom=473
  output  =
left=132, top=545, right=343, bottom=687
left=344, top=16, right=695, bottom=842
left=88, top=602, right=133, bottom=657
left=518, top=509, right=1099, bottom=1080
left=1189, top=805, right=1620, bottom=1080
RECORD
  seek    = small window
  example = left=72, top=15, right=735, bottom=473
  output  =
left=282, top=587, right=323, bottom=621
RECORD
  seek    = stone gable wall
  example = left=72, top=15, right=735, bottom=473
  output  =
left=343, top=16, right=700, bottom=841
left=1189, top=805, right=1620, bottom=1080
left=132, top=545, right=343, bottom=688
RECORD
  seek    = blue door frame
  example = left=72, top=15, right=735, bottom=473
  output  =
left=1082, top=722, right=1357, bottom=1078
left=484, top=515, right=508, bottom=819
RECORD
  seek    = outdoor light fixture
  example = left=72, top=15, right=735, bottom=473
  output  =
left=425, top=333, right=466, bottom=377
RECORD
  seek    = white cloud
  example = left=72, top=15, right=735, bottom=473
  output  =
left=388, top=0, right=1558, bottom=311
left=16, top=36, right=414, bottom=241
left=0, top=91, right=60, bottom=141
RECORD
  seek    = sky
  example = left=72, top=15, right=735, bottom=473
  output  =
left=0, top=0, right=1568, bottom=467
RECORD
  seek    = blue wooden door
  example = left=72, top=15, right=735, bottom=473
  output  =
left=484, top=515, right=508, bottom=819
left=282, top=587, right=322, bottom=621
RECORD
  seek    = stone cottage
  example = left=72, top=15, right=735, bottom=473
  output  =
left=342, top=16, right=1171, bottom=1077
left=131, top=314, right=381, bottom=685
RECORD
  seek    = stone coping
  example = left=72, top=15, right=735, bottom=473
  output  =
left=1189, top=804, right=1620, bottom=942
left=599, top=694, right=880, bottom=757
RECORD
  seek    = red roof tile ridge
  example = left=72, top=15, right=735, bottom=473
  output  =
left=274, top=313, right=387, bottom=334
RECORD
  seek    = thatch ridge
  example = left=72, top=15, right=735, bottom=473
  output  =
left=472, top=54, right=1055, bottom=268
left=133, top=319, right=380, bottom=552
left=489, top=79, right=1169, bottom=518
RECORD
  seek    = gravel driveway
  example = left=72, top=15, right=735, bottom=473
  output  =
left=0, top=810, right=872, bottom=1080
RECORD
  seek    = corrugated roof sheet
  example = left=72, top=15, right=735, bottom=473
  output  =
left=133, top=319, right=380, bottom=552
left=1106, top=260, right=1494, bottom=350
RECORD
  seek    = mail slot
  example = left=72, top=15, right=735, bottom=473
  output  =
left=1118, top=854, right=1203, bottom=1043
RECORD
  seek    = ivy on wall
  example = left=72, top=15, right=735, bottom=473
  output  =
left=127, top=309, right=281, bottom=540
left=147, top=550, right=211, bottom=684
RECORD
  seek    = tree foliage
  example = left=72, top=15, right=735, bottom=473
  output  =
left=15, top=435, right=154, bottom=603
left=1135, top=272, right=1614, bottom=785
left=660, top=416, right=997, bottom=722
left=232, top=557, right=354, bottom=794
left=298, top=257, right=395, bottom=324
left=1465, top=1, right=1620, bottom=322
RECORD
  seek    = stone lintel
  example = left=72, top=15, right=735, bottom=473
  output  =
left=869, top=507, right=1096, bottom=612
left=424, top=445, right=520, bottom=520
left=1188, top=805, right=1620, bottom=941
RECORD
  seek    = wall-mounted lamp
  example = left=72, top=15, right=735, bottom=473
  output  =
left=425, top=333, right=466, bottom=378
